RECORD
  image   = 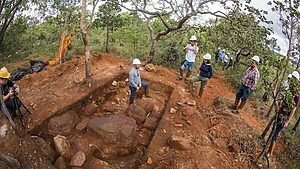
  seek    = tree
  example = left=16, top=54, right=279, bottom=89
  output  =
left=94, top=1, right=122, bottom=53
left=116, top=0, right=235, bottom=61
left=0, top=0, right=25, bottom=46
left=80, top=0, right=100, bottom=87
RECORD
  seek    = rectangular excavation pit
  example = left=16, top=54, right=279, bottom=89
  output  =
left=30, top=72, right=174, bottom=168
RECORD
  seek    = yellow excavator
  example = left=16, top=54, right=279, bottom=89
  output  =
left=48, top=30, right=74, bottom=65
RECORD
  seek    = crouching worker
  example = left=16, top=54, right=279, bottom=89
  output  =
left=128, top=58, right=152, bottom=104
left=0, top=67, right=20, bottom=118
left=187, top=53, right=213, bottom=98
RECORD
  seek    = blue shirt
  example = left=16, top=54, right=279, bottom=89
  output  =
left=199, top=64, right=213, bottom=79
left=129, top=67, right=141, bottom=88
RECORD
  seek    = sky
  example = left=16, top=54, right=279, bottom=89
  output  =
left=249, top=0, right=288, bottom=55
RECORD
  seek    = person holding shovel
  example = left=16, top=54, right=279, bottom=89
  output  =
left=187, top=53, right=213, bottom=98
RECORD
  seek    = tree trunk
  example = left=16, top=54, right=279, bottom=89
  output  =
left=80, top=0, right=92, bottom=87
left=149, top=39, right=158, bottom=61
left=105, top=25, right=109, bottom=53
left=0, top=152, right=20, bottom=169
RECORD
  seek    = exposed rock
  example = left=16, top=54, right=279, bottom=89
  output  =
left=186, top=100, right=196, bottom=106
left=48, top=112, right=79, bottom=135
left=143, top=117, right=158, bottom=130
left=84, top=103, right=99, bottom=116
left=169, top=135, right=192, bottom=150
left=137, top=99, right=154, bottom=113
left=87, top=115, right=137, bottom=147
left=169, top=108, right=177, bottom=114
left=181, top=106, right=199, bottom=116
left=0, top=123, right=8, bottom=138
left=138, top=128, right=153, bottom=146
left=127, top=104, right=147, bottom=124
left=118, top=81, right=127, bottom=88
left=84, top=157, right=114, bottom=169
left=112, top=81, right=118, bottom=87
left=69, top=151, right=86, bottom=167
left=102, top=101, right=119, bottom=112
left=174, top=123, right=183, bottom=127
left=75, top=118, right=90, bottom=131
left=147, top=157, right=153, bottom=165
left=145, top=64, right=155, bottom=72
left=54, top=156, right=67, bottom=169
left=33, top=137, right=56, bottom=163
left=53, top=135, right=70, bottom=157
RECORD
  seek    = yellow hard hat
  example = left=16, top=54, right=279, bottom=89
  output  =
left=0, top=67, right=11, bottom=79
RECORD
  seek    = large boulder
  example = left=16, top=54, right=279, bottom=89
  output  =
left=87, top=115, right=137, bottom=147
left=180, top=106, right=199, bottom=116
left=48, top=112, right=79, bottom=135
left=127, top=104, right=147, bottom=124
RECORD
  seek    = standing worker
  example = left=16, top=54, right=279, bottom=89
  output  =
left=187, top=53, right=213, bottom=99
left=215, top=47, right=221, bottom=63
left=177, top=35, right=199, bottom=81
left=267, top=71, right=300, bottom=158
left=232, top=56, right=260, bottom=113
left=128, top=58, right=151, bottom=104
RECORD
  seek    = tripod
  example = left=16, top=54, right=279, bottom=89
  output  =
left=11, top=92, right=32, bottom=128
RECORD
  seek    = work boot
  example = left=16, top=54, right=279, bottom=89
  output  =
left=129, top=97, right=135, bottom=104
left=145, top=88, right=152, bottom=98
left=176, top=69, right=184, bottom=80
left=232, top=98, right=240, bottom=110
left=238, top=100, right=246, bottom=110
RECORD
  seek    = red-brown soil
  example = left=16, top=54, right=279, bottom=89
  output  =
left=0, top=53, right=279, bottom=169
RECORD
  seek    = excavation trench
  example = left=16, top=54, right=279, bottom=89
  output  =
left=30, top=72, right=173, bottom=168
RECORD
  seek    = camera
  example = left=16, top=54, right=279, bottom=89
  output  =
left=11, top=86, right=17, bottom=95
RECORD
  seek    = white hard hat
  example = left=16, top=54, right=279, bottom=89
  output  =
left=222, top=49, right=225, bottom=52
left=218, top=47, right=221, bottom=50
left=292, top=71, right=300, bottom=81
left=190, top=35, right=197, bottom=41
left=203, top=53, right=212, bottom=60
left=288, top=74, right=292, bottom=78
left=252, top=55, right=260, bottom=63
left=132, top=58, right=141, bottom=65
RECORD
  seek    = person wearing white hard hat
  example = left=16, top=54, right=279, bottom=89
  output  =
left=0, top=67, right=20, bottom=118
left=187, top=53, right=213, bottom=98
left=176, top=35, right=199, bottom=81
left=128, top=58, right=151, bottom=104
left=232, top=55, right=260, bottom=113
left=267, top=70, right=300, bottom=158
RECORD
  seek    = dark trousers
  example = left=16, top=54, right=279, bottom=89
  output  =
left=129, top=81, right=149, bottom=103
left=0, top=98, right=19, bottom=117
